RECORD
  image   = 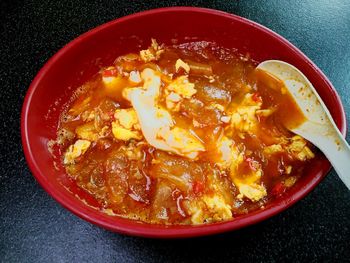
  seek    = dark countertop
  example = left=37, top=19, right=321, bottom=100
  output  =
left=1, top=0, right=350, bottom=262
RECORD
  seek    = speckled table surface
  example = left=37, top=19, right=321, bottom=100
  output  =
left=1, top=0, right=350, bottom=262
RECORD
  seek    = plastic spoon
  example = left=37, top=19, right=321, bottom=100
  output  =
left=257, top=60, right=350, bottom=189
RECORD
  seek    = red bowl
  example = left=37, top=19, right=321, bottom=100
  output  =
left=21, top=7, right=346, bottom=238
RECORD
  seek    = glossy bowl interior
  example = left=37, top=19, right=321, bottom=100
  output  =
left=21, top=7, right=346, bottom=238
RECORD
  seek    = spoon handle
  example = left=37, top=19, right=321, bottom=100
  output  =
left=318, top=135, right=350, bottom=190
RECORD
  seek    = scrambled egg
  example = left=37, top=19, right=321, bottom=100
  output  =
left=215, top=136, right=236, bottom=168
left=165, top=92, right=182, bottom=111
left=209, top=135, right=266, bottom=202
left=263, top=144, right=283, bottom=156
left=112, top=108, right=142, bottom=141
left=123, top=68, right=205, bottom=159
left=284, top=176, right=297, bottom=187
left=115, top=109, right=139, bottom=130
left=187, top=195, right=232, bottom=224
left=120, top=141, right=143, bottom=161
left=220, top=115, right=231, bottom=123
left=287, top=135, right=314, bottom=161
left=285, top=165, right=292, bottom=174
left=139, top=39, right=164, bottom=62
left=64, top=139, right=91, bottom=164
left=166, top=76, right=197, bottom=99
left=238, top=183, right=267, bottom=202
left=157, top=126, right=205, bottom=159
left=263, top=135, right=314, bottom=161
left=75, top=120, right=109, bottom=142
left=229, top=93, right=262, bottom=133
left=164, top=74, right=197, bottom=111
left=230, top=154, right=267, bottom=202
left=128, top=70, right=141, bottom=84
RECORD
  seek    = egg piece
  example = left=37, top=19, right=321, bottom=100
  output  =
left=129, top=70, right=141, bottom=84
left=229, top=152, right=267, bottom=202
left=220, top=116, right=231, bottom=123
left=165, top=92, right=182, bottom=111
left=124, top=68, right=204, bottom=159
left=234, top=172, right=267, bottom=202
left=263, top=144, right=283, bottom=156
left=263, top=136, right=314, bottom=161
left=139, top=39, right=164, bottom=62
left=284, top=176, right=297, bottom=187
left=238, top=183, right=267, bottom=202
left=111, top=108, right=142, bottom=141
left=229, top=93, right=262, bottom=133
left=112, top=123, right=142, bottom=141
left=166, top=76, right=196, bottom=99
left=215, top=136, right=235, bottom=168
left=287, top=135, right=315, bottom=161
left=163, top=75, right=197, bottom=112
left=202, top=195, right=232, bottom=221
left=114, top=109, right=139, bottom=130
left=157, top=126, right=205, bottom=159
left=64, top=139, right=91, bottom=165
left=187, top=194, right=232, bottom=224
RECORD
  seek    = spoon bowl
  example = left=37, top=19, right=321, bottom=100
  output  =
left=257, top=60, right=350, bottom=189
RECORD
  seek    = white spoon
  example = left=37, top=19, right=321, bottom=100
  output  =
left=257, top=60, right=350, bottom=190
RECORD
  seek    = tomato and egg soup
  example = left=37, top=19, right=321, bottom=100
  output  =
left=56, top=39, right=315, bottom=225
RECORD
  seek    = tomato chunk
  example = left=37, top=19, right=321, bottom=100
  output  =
left=102, top=68, right=118, bottom=77
left=271, top=182, right=286, bottom=197
left=192, top=181, right=204, bottom=195
left=252, top=92, right=262, bottom=103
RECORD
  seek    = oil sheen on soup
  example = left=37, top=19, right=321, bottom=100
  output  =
left=56, top=39, right=315, bottom=225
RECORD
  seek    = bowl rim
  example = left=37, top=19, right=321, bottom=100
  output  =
left=21, top=6, right=347, bottom=238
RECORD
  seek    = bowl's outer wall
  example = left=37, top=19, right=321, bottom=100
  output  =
left=22, top=7, right=346, bottom=238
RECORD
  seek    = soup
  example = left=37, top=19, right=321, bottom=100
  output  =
left=55, top=40, right=315, bottom=225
